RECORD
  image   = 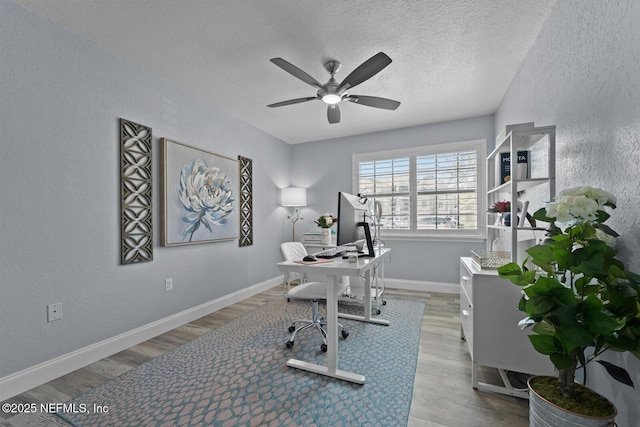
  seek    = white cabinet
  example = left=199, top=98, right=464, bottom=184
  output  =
left=486, top=124, right=556, bottom=264
left=459, top=257, right=554, bottom=398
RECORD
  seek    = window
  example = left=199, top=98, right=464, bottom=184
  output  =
left=354, top=140, right=485, bottom=238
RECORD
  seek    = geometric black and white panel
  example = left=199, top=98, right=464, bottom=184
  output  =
left=238, top=155, right=253, bottom=247
left=120, top=118, right=153, bottom=264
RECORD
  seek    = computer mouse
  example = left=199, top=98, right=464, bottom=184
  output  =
left=303, top=255, right=317, bottom=262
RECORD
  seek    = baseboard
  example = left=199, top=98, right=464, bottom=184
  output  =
left=0, top=276, right=282, bottom=402
left=0, top=275, right=456, bottom=401
left=384, top=278, right=459, bottom=294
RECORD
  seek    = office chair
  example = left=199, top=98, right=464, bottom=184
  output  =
left=280, top=242, right=349, bottom=352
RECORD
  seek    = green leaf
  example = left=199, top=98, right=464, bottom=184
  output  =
left=550, top=285, right=579, bottom=305
left=555, top=305, right=579, bottom=327
left=526, top=296, right=555, bottom=316
left=517, top=295, right=527, bottom=312
left=532, top=207, right=554, bottom=222
left=583, top=294, right=604, bottom=310
left=526, top=244, right=556, bottom=265
left=497, top=263, right=535, bottom=286
left=529, top=334, right=556, bottom=355
left=532, top=321, right=555, bottom=336
left=552, top=246, right=574, bottom=270
left=596, top=209, right=611, bottom=223
left=527, top=276, right=565, bottom=297
left=558, top=326, right=593, bottom=350
left=584, top=308, right=619, bottom=335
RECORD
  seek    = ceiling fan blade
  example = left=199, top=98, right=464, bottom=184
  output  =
left=339, top=52, right=392, bottom=91
left=346, top=95, right=400, bottom=110
left=327, top=104, right=340, bottom=124
left=270, top=58, right=322, bottom=88
left=267, top=97, right=318, bottom=108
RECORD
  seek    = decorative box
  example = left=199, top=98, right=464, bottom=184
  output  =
left=470, top=250, right=511, bottom=270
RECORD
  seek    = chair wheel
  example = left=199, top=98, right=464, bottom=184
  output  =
left=286, top=340, right=294, bottom=348
left=342, top=330, right=349, bottom=339
left=382, top=300, right=387, bottom=305
left=288, top=325, right=296, bottom=333
left=376, top=309, right=381, bottom=315
left=321, top=343, right=328, bottom=352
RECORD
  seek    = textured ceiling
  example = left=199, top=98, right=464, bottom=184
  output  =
left=18, top=0, right=556, bottom=144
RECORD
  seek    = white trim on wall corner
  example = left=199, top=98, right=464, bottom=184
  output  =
left=0, top=276, right=283, bottom=402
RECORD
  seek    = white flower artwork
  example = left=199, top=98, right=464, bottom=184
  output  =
left=162, top=139, right=239, bottom=246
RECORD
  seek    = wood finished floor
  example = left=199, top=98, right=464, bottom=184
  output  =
left=1, top=287, right=528, bottom=427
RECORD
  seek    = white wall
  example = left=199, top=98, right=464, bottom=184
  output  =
left=0, top=1, right=291, bottom=382
left=495, top=0, right=640, bottom=424
left=290, top=116, right=493, bottom=284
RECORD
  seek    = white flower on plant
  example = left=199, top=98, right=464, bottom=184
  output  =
left=178, top=159, right=234, bottom=242
left=546, top=186, right=616, bottom=231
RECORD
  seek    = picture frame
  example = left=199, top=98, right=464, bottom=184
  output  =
left=161, top=138, right=239, bottom=246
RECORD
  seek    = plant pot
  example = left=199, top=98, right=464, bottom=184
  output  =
left=528, top=376, right=617, bottom=427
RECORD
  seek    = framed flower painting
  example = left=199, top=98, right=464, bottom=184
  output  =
left=161, top=138, right=239, bottom=246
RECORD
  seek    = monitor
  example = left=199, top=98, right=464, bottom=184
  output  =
left=336, top=192, right=375, bottom=256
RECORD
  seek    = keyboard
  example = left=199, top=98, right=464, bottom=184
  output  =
left=315, top=247, right=347, bottom=259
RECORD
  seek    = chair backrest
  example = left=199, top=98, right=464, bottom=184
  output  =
left=280, top=242, right=308, bottom=262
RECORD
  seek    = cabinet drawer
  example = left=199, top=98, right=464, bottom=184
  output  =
left=460, top=286, right=473, bottom=357
left=459, top=261, right=473, bottom=301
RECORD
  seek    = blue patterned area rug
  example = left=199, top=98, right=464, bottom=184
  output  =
left=59, top=297, right=425, bottom=427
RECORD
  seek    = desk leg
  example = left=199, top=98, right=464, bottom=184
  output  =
left=338, top=266, right=390, bottom=326
left=286, top=274, right=365, bottom=384
left=326, top=274, right=339, bottom=373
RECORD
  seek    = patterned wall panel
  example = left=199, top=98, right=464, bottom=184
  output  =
left=120, top=118, right=153, bottom=264
left=238, top=155, right=253, bottom=247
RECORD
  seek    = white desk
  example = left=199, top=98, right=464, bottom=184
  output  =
left=277, top=248, right=390, bottom=384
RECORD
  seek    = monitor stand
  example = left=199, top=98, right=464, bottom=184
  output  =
left=356, top=222, right=375, bottom=257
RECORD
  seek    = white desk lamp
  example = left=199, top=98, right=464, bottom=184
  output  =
left=281, top=187, right=307, bottom=241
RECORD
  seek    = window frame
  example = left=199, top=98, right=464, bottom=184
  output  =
left=352, top=139, right=487, bottom=241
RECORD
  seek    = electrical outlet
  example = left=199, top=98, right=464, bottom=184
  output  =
left=165, top=278, right=173, bottom=291
left=47, top=303, right=62, bottom=322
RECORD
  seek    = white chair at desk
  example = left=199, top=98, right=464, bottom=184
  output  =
left=280, top=242, right=349, bottom=352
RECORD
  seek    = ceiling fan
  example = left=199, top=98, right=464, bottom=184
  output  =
left=267, top=52, right=401, bottom=124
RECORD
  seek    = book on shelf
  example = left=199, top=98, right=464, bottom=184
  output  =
left=499, top=150, right=530, bottom=184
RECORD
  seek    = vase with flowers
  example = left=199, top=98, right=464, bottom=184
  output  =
left=497, top=186, right=640, bottom=426
left=315, top=213, right=337, bottom=245
left=488, top=200, right=511, bottom=225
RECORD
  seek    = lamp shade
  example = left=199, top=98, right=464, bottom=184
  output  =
left=281, top=187, right=307, bottom=207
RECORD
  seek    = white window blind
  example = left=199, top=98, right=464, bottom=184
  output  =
left=354, top=140, right=485, bottom=238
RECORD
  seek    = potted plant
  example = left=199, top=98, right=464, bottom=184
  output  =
left=315, top=213, right=337, bottom=245
left=497, top=186, right=640, bottom=426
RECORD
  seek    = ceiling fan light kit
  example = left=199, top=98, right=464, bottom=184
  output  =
left=268, top=52, right=401, bottom=124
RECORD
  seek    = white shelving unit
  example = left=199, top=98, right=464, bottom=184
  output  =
left=486, top=124, right=556, bottom=264
left=458, top=124, right=558, bottom=398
